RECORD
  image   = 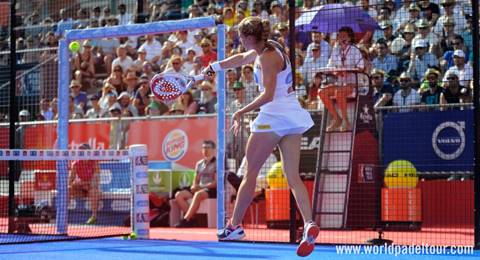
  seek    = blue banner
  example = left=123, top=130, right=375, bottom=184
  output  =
left=382, top=109, right=473, bottom=172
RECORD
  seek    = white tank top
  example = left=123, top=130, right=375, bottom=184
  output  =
left=253, top=41, right=295, bottom=104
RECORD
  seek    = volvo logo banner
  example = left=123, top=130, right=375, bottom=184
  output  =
left=382, top=109, right=473, bottom=173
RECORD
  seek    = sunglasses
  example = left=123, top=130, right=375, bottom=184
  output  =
left=427, top=76, right=437, bottom=81
left=452, top=42, right=461, bottom=45
left=446, top=77, right=458, bottom=80
left=400, top=79, right=410, bottom=82
left=372, top=76, right=383, bottom=80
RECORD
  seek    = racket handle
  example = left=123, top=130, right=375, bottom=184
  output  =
left=193, top=74, right=204, bottom=82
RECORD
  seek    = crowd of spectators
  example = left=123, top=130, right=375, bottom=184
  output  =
left=2, top=0, right=476, bottom=122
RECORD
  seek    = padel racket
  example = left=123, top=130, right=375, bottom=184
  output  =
left=150, top=72, right=204, bottom=101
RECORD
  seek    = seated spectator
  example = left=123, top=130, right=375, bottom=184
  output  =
left=189, top=56, right=204, bottom=78
left=91, top=6, right=102, bottom=22
left=438, top=17, right=459, bottom=55
left=197, top=81, right=216, bottom=114
left=132, top=46, right=147, bottom=73
left=55, top=8, right=75, bottom=38
left=226, top=68, right=240, bottom=104
left=306, top=72, right=322, bottom=110
left=50, top=98, right=59, bottom=120
left=133, top=77, right=150, bottom=117
left=111, top=44, right=134, bottom=73
left=105, top=65, right=127, bottom=94
left=223, top=7, right=235, bottom=27
left=139, top=34, right=162, bottom=66
left=174, top=140, right=217, bottom=228
left=444, top=50, right=472, bottom=88
left=177, top=91, right=198, bottom=115
left=74, top=62, right=95, bottom=92
left=167, top=102, right=185, bottom=116
left=420, top=69, right=443, bottom=107
left=240, top=65, right=258, bottom=104
left=393, top=72, right=421, bottom=112
left=73, top=40, right=96, bottom=77
left=252, top=0, right=269, bottom=19
left=433, top=0, right=467, bottom=37
left=391, top=23, right=416, bottom=71
left=123, top=71, right=138, bottom=97
left=39, top=98, right=53, bottom=121
left=374, top=20, right=395, bottom=46
left=229, top=83, right=246, bottom=113
left=407, top=39, right=439, bottom=83
left=69, top=96, right=84, bottom=119
left=183, top=48, right=196, bottom=73
left=412, top=19, right=440, bottom=57
left=462, top=13, right=473, bottom=62
left=145, top=98, right=169, bottom=116
left=117, top=3, right=133, bottom=25
left=70, top=80, right=88, bottom=113
left=372, top=40, right=399, bottom=77
left=141, top=61, right=156, bottom=81
left=396, top=3, right=421, bottom=34
left=440, top=71, right=465, bottom=106
left=305, top=32, right=330, bottom=61
left=163, top=55, right=185, bottom=74
left=299, top=43, right=328, bottom=86
left=441, top=35, right=468, bottom=70
left=199, top=39, right=217, bottom=68
left=419, top=68, right=441, bottom=93
left=99, top=88, right=118, bottom=116
left=372, top=69, right=394, bottom=108
left=419, top=0, right=440, bottom=24
left=117, top=91, right=138, bottom=117
left=85, top=94, right=102, bottom=119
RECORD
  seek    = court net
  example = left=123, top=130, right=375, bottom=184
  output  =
left=0, top=145, right=149, bottom=244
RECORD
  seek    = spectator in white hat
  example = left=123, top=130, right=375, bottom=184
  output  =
left=117, top=91, right=138, bottom=117
left=407, top=39, right=439, bottom=82
left=19, top=110, right=30, bottom=122
left=412, top=19, right=440, bottom=56
left=444, top=49, right=472, bottom=87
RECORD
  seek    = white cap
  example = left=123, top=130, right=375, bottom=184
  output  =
left=453, top=49, right=465, bottom=58
left=117, top=91, right=131, bottom=100
left=390, top=37, right=406, bottom=54
left=19, top=110, right=30, bottom=117
left=413, top=39, right=427, bottom=49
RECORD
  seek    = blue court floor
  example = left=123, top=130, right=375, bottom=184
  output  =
left=0, top=238, right=478, bottom=260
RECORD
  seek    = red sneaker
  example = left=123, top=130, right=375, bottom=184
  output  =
left=296, top=222, right=319, bottom=257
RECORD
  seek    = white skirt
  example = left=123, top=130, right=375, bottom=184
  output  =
left=250, top=96, right=314, bottom=135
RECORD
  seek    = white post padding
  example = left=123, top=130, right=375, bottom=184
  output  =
left=130, top=144, right=149, bottom=239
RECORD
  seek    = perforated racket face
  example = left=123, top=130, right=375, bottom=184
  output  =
left=150, top=74, right=187, bottom=101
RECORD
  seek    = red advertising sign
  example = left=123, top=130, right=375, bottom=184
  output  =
left=35, top=170, right=56, bottom=191
left=127, top=117, right=217, bottom=169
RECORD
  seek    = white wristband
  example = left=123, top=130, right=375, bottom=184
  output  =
left=210, top=62, right=222, bottom=72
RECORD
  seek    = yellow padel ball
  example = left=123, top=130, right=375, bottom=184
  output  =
left=266, top=161, right=288, bottom=189
left=69, top=41, right=81, bottom=53
left=384, top=160, right=418, bottom=188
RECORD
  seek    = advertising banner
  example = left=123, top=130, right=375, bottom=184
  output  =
left=382, top=109, right=473, bottom=172
left=127, top=117, right=217, bottom=169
